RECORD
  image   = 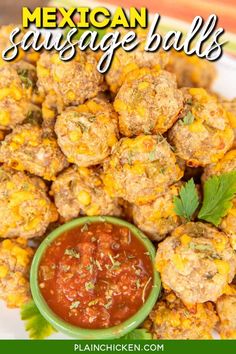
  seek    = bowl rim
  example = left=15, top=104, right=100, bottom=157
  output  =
left=30, top=215, right=161, bottom=339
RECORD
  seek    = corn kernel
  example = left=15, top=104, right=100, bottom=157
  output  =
left=180, top=234, right=191, bottom=246
left=0, top=110, right=10, bottom=126
left=67, top=91, right=76, bottom=101
left=69, top=130, right=81, bottom=142
left=37, top=65, right=49, bottom=78
left=77, top=190, right=91, bottom=206
left=214, top=259, right=230, bottom=275
left=86, top=204, right=100, bottom=216
left=138, top=81, right=149, bottom=90
left=0, top=265, right=8, bottom=278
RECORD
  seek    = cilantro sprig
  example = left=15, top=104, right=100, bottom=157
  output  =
left=20, top=300, right=57, bottom=339
left=180, top=111, right=195, bottom=125
left=173, top=171, right=236, bottom=226
left=121, top=329, right=152, bottom=340
left=173, top=179, right=199, bottom=221
left=198, top=171, right=236, bottom=226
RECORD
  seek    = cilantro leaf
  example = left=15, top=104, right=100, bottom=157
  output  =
left=198, top=171, right=236, bottom=226
left=181, top=111, right=195, bottom=125
left=173, top=178, right=199, bottom=221
left=17, top=69, right=34, bottom=89
left=21, top=300, right=57, bottom=339
left=121, top=329, right=152, bottom=340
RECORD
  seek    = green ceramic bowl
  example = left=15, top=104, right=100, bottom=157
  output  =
left=30, top=216, right=161, bottom=339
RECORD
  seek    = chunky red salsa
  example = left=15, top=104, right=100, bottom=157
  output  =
left=38, top=221, right=154, bottom=329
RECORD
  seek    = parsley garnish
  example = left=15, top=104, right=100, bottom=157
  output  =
left=85, top=264, right=93, bottom=273
left=121, top=329, right=152, bottom=340
left=17, top=69, right=34, bottom=89
left=85, top=282, right=95, bottom=291
left=108, top=254, right=121, bottom=270
left=24, top=110, right=43, bottom=126
left=135, top=279, right=141, bottom=289
left=181, top=111, right=195, bottom=125
left=198, top=171, right=236, bottom=226
left=149, top=150, right=157, bottom=161
left=81, top=223, right=89, bottom=232
left=189, top=243, right=213, bottom=252
left=77, top=121, right=88, bottom=132
left=61, top=265, right=70, bottom=272
left=70, top=301, right=80, bottom=310
left=173, top=172, right=236, bottom=226
left=64, top=248, right=80, bottom=259
left=104, top=300, right=112, bottom=309
left=95, top=260, right=102, bottom=271
left=88, top=299, right=99, bottom=307
left=173, top=179, right=199, bottom=221
left=20, top=300, right=57, bottom=339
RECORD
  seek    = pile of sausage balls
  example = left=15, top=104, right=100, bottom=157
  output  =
left=0, top=25, right=236, bottom=339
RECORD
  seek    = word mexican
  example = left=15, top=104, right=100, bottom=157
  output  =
left=22, top=6, right=148, bottom=29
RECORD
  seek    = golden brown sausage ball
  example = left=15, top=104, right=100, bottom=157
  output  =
left=0, top=167, right=58, bottom=238
left=105, top=30, right=169, bottom=93
left=37, top=51, right=104, bottom=111
left=55, top=97, right=119, bottom=167
left=156, top=222, right=236, bottom=304
left=102, top=135, right=184, bottom=205
left=114, top=68, right=183, bottom=136
left=0, top=124, right=69, bottom=180
left=220, top=97, right=236, bottom=148
left=0, top=61, right=39, bottom=130
left=51, top=165, right=122, bottom=221
left=216, top=286, right=236, bottom=339
left=0, top=238, right=34, bottom=308
left=166, top=51, right=216, bottom=89
left=146, top=291, right=218, bottom=339
left=168, top=88, right=234, bottom=167
left=132, top=183, right=183, bottom=241
left=202, top=150, right=236, bottom=249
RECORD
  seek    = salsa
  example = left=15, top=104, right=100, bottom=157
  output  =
left=38, top=221, right=154, bottom=329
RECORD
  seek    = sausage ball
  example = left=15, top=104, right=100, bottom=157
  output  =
left=146, top=291, right=218, bottom=339
left=202, top=149, right=236, bottom=249
left=102, top=135, right=184, bottom=205
left=0, top=238, right=34, bottom=308
left=37, top=51, right=104, bottom=111
left=0, top=124, right=69, bottom=180
left=168, top=88, right=234, bottom=167
left=51, top=165, right=122, bottom=221
left=114, top=68, right=183, bottom=136
left=156, top=222, right=236, bottom=304
left=166, top=51, right=216, bottom=89
left=216, top=286, right=236, bottom=339
left=105, top=30, right=169, bottom=93
left=0, top=167, right=58, bottom=238
left=132, top=183, right=183, bottom=241
left=220, top=97, right=236, bottom=147
left=0, top=61, right=39, bottom=130
left=55, top=97, right=119, bottom=167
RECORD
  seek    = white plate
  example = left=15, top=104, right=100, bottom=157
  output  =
left=0, top=53, right=236, bottom=339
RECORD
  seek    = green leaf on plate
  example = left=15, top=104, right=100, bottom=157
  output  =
left=20, top=300, right=57, bottom=339
left=121, top=329, right=152, bottom=340
left=198, top=171, right=236, bottom=226
left=173, top=178, right=199, bottom=221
